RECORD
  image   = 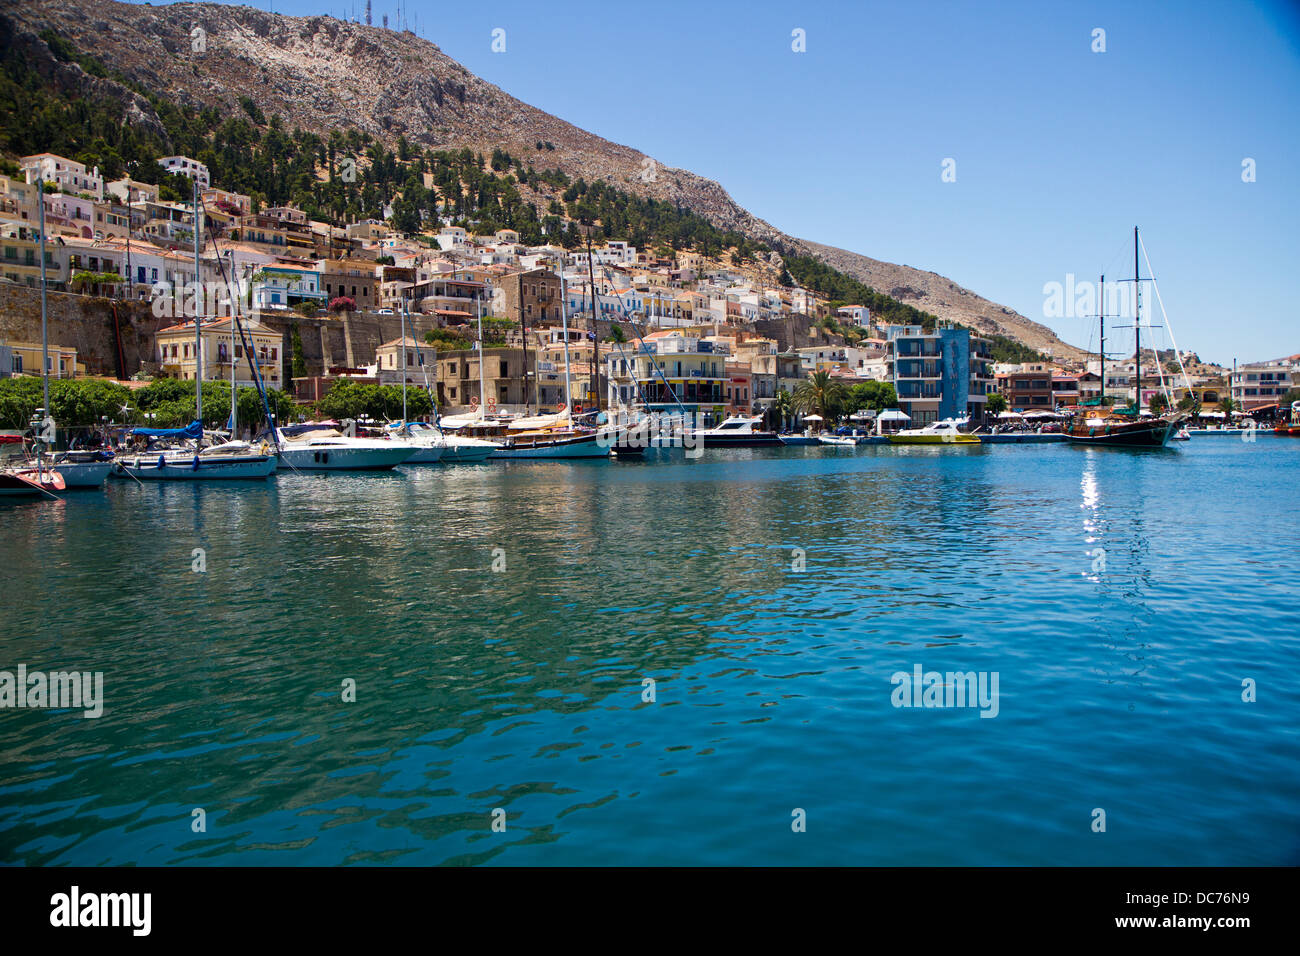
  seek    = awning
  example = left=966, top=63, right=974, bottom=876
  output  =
left=877, top=410, right=911, bottom=421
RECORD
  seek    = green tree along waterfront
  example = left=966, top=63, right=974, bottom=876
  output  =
left=0, top=376, right=294, bottom=431
left=314, top=379, right=432, bottom=422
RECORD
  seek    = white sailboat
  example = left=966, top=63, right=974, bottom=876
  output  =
left=115, top=181, right=276, bottom=481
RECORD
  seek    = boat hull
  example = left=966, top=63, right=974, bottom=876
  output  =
left=1065, top=418, right=1179, bottom=447
left=0, top=468, right=65, bottom=496
left=277, top=445, right=415, bottom=470
left=692, top=434, right=785, bottom=448
left=115, top=454, right=277, bottom=480
left=889, top=435, right=981, bottom=445
left=439, top=444, right=496, bottom=463
left=492, top=433, right=609, bottom=460
left=399, top=445, right=446, bottom=464
left=53, top=460, right=114, bottom=488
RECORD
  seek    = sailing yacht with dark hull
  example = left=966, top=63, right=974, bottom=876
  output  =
left=1065, top=228, right=1188, bottom=449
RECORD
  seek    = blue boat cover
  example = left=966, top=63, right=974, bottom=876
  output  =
left=131, top=420, right=203, bottom=439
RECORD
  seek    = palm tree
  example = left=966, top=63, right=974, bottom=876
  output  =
left=793, top=370, right=849, bottom=422
left=769, top=389, right=793, bottom=431
left=1219, top=397, right=1238, bottom=417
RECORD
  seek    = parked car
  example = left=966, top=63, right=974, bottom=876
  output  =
left=375, top=308, right=394, bottom=315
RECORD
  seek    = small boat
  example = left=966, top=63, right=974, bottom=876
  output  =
left=818, top=434, right=857, bottom=447
left=889, top=419, right=981, bottom=445
left=0, top=466, right=64, bottom=497
left=274, top=423, right=417, bottom=471
left=690, top=415, right=785, bottom=448
left=50, top=449, right=115, bottom=488
left=1170, top=426, right=1191, bottom=441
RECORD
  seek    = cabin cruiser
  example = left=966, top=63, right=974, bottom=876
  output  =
left=889, top=418, right=981, bottom=445
left=689, top=415, right=784, bottom=448
left=383, top=421, right=498, bottom=464
left=272, top=422, right=417, bottom=471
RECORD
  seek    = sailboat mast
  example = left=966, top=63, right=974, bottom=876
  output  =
left=477, top=296, right=487, bottom=419
left=1133, top=226, right=1141, bottom=413
left=229, top=319, right=236, bottom=436
left=559, top=260, right=572, bottom=410
left=193, top=178, right=203, bottom=423
left=37, top=179, right=49, bottom=416
left=400, top=295, right=408, bottom=423
left=1099, top=274, right=1105, bottom=405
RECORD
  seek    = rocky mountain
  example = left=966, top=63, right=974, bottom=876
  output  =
left=7, top=0, right=1084, bottom=360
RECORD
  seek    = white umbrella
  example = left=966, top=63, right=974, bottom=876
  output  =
left=877, top=410, right=911, bottom=421
left=997, top=411, right=1024, bottom=419
left=803, top=414, right=824, bottom=422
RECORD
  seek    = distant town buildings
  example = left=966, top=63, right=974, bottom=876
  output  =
left=2, top=151, right=1271, bottom=422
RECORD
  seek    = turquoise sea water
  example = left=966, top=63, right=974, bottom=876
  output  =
left=1, top=437, right=1297, bottom=866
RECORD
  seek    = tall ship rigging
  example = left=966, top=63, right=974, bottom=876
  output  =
left=1065, top=227, right=1189, bottom=448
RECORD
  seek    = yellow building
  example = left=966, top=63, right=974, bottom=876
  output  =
left=155, top=317, right=284, bottom=389
left=2, top=340, right=83, bottom=378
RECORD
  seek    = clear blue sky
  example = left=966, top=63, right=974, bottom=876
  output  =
left=142, top=0, right=1298, bottom=364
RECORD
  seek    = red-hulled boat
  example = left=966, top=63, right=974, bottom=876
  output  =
left=0, top=466, right=65, bottom=497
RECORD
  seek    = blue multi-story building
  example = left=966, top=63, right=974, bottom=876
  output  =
left=885, top=324, right=994, bottom=425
